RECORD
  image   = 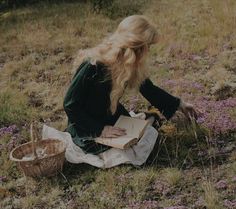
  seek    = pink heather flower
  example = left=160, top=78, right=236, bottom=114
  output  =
left=195, top=197, right=205, bottom=207
left=0, top=125, right=22, bottom=152
left=162, top=79, right=204, bottom=91
left=224, top=199, right=236, bottom=209
left=164, top=206, right=187, bottom=209
left=215, top=180, right=227, bottom=189
left=128, top=200, right=159, bottom=209
left=232, top=176, right=236, bottom=182
left=0, top=125, right=18, bottom=137
left=161, top=80, right=236, bottom=135
left=153, top=180, right=170, bottom=195
left=194, top=97, right=236, bottom=135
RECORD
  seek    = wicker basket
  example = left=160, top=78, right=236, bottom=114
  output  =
left=10, top=124, right=66, bottom=177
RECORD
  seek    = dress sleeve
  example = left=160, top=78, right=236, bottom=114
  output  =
left=139, top=78, right=180, bottom=120
left=63, top=61, right=104, bottom=137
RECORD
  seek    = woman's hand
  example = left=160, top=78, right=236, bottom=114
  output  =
left=100, top=126, right=126, bottom=138
left=178, top=100, right=198, bottom=120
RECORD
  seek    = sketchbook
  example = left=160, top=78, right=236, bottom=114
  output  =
left=95, top=115, right=149, bottom=149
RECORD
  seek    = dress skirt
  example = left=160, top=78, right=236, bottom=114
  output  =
left=42, top=124, right=158, bottom=168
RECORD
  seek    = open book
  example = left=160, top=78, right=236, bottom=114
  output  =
left=95, top=115, right=149, bottom=149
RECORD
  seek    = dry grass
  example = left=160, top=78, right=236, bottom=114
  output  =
left=1, top=0, right=236, bottom=128
left=0, top=2, right=116, bottom=128
left=202, top=180, right=221, bottom=209
left=162, top=167, right=182, bottom=186
left=0, top=1, right=236, bottom=208
left=0, top=89, right=36, bottom=125
left=146, top=0, right=236, bottom=56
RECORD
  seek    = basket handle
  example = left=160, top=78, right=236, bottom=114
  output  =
left=30, top=123, right=38, bottom=160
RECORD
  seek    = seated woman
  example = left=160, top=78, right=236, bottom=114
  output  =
left=63, top=15, right=197, bottom=167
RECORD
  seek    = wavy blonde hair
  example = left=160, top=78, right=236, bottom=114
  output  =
left=73, top=15, right=158, bottom=114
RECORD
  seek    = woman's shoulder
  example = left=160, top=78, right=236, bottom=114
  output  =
left=74, top=59, right=110, bottom=80
left=73, top=60, right=96, bottom=77
left=78, top=59, right=107, bottom=72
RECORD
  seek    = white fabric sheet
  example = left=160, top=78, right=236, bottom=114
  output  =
left=42, top=114, right=158, bottom=168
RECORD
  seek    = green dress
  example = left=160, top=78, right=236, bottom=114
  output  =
left=63, top=60, right=180, bottom=154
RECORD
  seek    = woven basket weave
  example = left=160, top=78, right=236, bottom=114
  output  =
left=10, top=124, right=66, bottom=177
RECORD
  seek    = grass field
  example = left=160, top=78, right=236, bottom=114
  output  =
left=0, top=0, right=236, bottom=208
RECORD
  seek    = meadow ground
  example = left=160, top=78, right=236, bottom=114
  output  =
left=0, top=0, right=236, bottom=208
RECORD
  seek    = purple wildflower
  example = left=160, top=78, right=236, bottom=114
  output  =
left=215, top=180, right=227, bottom=189
left=194, top=97, right=236, bottom=135
left=0, top=125, right=18, bottom=137
left=161, top=79, right=236, bottom=135
left=0, top=125, right=21, bottom=152
left=163, top=206, right=187, bottom=209
left=195, top=197, right=205, bottom=207
left=128, top=200, right=159, bottom=209
left=153, top=180, right=170, bottom=195
left=224, top=199, right=236, bottom=209
left=162, top=79, right=204, bottom=92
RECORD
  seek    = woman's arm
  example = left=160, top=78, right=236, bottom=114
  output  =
left=139, top=78, right=181, bottom=120
left=63, top=61, right=104, bottom=137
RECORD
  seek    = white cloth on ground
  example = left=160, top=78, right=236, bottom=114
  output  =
left=42, top=112, right=158, bottom=168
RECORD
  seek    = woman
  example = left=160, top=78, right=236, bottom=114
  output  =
left=63, top=15, right=197, bottom=167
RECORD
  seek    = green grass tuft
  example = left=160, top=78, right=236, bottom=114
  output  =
left=0, top=89, right=36, bottom=126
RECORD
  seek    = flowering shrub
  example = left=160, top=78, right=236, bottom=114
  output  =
left=0, top=125, right=24, bottom=182
left=164, top=206, right=187, bottom=209
left=162, top=79, right=204, bottom=94
left=161, top=79, right=236, bottom=135
left=0, top=125, right=20, bottom=152
left=128, top=200, right=159, bottom=209
left=224, top=199, right=236, bottom=209
left=152, top=180, right=170, bottom=196
left=194, top=97, right=236, bottom=135
left=215, top=180, right=228, bottom=189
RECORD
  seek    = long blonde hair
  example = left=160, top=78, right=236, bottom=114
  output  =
left=73, top=15, right=158, bottom=114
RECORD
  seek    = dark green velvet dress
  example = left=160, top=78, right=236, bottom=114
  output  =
left=63, top=60, right=180, bottom=154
